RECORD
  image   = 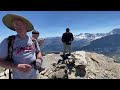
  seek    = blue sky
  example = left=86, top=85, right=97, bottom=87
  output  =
left=1, top=11, right=120, bottom=42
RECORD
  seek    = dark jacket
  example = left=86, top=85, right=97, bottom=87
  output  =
left=62, top=32, right=74, bottom=45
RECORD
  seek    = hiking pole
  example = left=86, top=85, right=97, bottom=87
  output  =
left=9, top=69, right=11, bottom=79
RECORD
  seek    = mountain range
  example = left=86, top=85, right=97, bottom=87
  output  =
left=41, top=32, right=107, bottom=53
left=41, top=28, right=120, bottom=52
left=80, top=28, right=120, bottom=62
left=41, top=28, right=120, bottom=62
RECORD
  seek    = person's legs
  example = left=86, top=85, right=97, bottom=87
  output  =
left=68, top=44, right=71, bottom=55
left=63, top=43, right=67, bottom=56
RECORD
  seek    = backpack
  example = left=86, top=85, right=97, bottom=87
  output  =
left=5, top=35, right=37, bottom=79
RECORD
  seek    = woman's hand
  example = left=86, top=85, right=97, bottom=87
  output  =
left=16, top=64, right=32, bottom=72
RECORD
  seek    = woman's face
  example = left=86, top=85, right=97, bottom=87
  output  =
left=12, top=18, right=27, bottom=34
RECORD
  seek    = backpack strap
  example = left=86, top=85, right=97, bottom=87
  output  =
left=7, top=35, right=16, bottom=62
left=7, top=35, right=16, bottom=79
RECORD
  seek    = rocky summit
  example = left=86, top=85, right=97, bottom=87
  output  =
left=39, top=51, right=120, bottom=79
left=1, top=51, right=120, bottom=79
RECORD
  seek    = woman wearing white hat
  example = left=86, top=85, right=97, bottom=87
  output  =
left=0, top=14, right=42, bottom=79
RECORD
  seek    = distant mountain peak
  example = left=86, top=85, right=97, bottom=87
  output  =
left=108, top=28, right=120, bottom=35
left=74, top=33, right=106, bottom=41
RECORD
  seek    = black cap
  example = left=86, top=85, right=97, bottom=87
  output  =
left=32, top=30, right=39, bottom=34
left=66, top=28, right=70, bottom=32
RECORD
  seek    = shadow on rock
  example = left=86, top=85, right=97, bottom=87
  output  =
left=57, top=59, right=64, bottom=64
left=60, top=54, right=69, bottom=60
left=75, top=65, right=86, bottom=77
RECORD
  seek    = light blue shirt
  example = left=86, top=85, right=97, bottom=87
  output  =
left=0, top=35, right=41, bottom=79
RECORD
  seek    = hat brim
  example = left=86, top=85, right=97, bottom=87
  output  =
left=2, top=14, right=34, bottom=32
